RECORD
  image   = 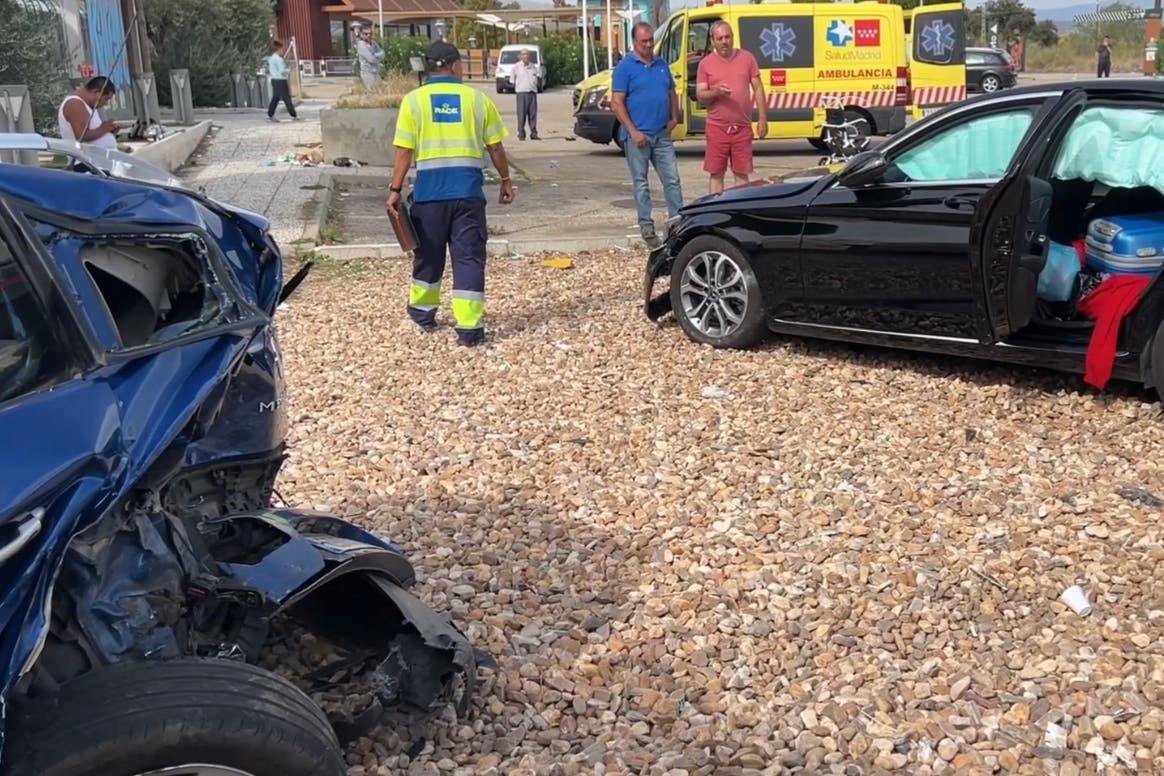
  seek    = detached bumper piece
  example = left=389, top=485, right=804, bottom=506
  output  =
left=644, top=244, right=673, bottom=321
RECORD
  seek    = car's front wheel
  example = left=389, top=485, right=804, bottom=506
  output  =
left=5, top=659, right=347, bottom=776
left=670, top=236, right=767, bottom=349
left=981, top=73, right=1002, bottom=92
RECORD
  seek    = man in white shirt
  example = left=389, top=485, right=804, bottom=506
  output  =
left=57, top=76, right=119, bottom=150
left=513, top=48, right=540, bottom=141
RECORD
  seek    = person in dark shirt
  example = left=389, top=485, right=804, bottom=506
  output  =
left=1096, top=35, right=1112, bottom=78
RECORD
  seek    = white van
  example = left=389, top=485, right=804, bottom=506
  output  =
left=495, top=44, right=546, bottom=93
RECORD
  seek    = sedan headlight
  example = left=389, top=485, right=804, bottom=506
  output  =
left=582, top=87, right=608, bottom=108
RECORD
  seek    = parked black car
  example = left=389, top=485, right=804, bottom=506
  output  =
left=643, top=80, right=1164, bottom=401
left=966, top=46, right=1018, bottom=93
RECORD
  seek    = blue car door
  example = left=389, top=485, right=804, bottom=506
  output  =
left=0, top=196, right=119, bottom=699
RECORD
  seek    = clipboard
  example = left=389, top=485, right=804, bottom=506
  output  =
left=388, top=192, right=420, bottom=253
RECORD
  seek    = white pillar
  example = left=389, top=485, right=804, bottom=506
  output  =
left=606, top=0, right=613, bottom=69
left=582, top=0, right=589, bottom=79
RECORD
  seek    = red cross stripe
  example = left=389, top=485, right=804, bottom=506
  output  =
left=911, top=86, right=967, bottom=106
left=766, top=91, right=896, bottom=109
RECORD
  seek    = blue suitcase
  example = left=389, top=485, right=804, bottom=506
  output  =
left=1084, top=213, right=1164, bottom=277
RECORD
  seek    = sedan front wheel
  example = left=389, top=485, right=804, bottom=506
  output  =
left=670, top=236, right=767, bottom=349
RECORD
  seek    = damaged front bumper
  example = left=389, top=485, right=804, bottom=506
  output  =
left=51, top=507, right=489, bottom=744
left=644, top=241, right=674, bottom=321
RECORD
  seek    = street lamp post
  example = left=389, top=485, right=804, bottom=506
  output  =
left=378, top=0, right=384, bottom=38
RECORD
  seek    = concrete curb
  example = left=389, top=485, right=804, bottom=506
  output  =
left=300, top=171, right=335, bottom=250
left=310, top=234, right=649, bottom=260
left=135, top=120, right=212, bottom=173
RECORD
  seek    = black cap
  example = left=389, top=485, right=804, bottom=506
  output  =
left=425, top=41, right=461, bottom=68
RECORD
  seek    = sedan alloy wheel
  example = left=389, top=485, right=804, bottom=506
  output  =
left=669, top=236, right=767, bottom=349
left=680, top=250, right=749, bottom=338
left=981, top=74, right=1001, bottom=92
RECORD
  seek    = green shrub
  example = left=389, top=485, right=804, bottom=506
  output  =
left=376, top=35, right=429, bottom=76
left=536, top=34, right=586, bottom=87
left=0, top=0, right=70, bottom=134
left=145, top=0, right=273, bottom=107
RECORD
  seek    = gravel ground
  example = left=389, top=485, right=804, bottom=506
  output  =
left=274, top=251, right=1164, bottom=776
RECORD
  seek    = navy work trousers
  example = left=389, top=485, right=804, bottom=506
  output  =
left=407, top=198, right=487, bottom=343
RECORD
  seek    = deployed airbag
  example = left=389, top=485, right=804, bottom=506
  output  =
left=1052, top=106, right=1164, bottom=192
left=896, top=110, right=1034, bottom=181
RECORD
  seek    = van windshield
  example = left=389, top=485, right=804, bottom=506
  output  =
left=499, top=50, right=538, bottom=64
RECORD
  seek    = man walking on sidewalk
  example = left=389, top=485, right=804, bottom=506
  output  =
left=387, top=41, right=516, bottom=347
left=514, top=48, right=540, bottom=140
left=610, top=21, right=684, bottom=248
left=696, top=21, right=766, bottom=194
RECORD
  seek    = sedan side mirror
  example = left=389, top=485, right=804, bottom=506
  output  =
left=836, top=150, right=889, bottom=189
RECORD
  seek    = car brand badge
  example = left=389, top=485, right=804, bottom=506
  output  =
left=759, top=22, right=798, bottom=63
left=920, top=19, right=956, bottom=58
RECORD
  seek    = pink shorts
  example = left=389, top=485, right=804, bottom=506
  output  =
left=703, top=122, right=754, bottom=176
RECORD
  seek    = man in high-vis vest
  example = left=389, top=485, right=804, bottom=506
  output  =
left=387, top=41, right=516, bottom=347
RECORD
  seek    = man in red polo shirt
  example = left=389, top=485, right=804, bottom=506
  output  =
left=696, top=21, right=767, bottom=195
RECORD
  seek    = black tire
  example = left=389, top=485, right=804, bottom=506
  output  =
left=981, top=73, right=1001, bottom=93
left=670, top=235, right=767, bottom=349
left=612, top=125, right=626, bottom=155
left=809, top=137, right=828, bottom=151
left=1150, top=318, right=1164, bottom=403
left=845, top=109, right=873, bottom=137
left=5, top=659, right=347, bottom=776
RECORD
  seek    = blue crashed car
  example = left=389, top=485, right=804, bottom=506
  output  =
left=0, top=136, right=481, bottom=776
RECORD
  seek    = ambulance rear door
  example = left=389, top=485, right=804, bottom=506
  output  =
left=735, top=8, right=817, bottom=140
left=907, top=2, right=967, bottom=117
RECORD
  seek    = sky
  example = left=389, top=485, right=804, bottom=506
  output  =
left=519, top=0, right=1147, bottom=17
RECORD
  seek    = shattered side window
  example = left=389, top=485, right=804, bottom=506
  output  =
left=893, top=108, right=1034, bottom=182
left=0, top=241, right=60, bottom=403
left=1051, top=106, right=1164, bottom=194
left=31, top=220, right=244, bottom=352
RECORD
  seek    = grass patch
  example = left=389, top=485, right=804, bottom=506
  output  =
left=300, top=255, right=382, bottom=282
left=332, top=74, right=415, bottom=109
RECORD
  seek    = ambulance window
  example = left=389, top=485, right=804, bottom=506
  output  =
left=688, top=19, right=717, bottom=58
left=912, top=10, right=965, bottom=65
left=892, top=107, right=1035, bottom=183
left=661, top=17, right=684, bottom=64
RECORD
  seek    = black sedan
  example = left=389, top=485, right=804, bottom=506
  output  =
left=644, top=80, right=1164, bottom=401
left=966, top=47, right=1018, bottom=93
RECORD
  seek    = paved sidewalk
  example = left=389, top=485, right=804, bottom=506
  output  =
left=178, top=81, right=343, bottom=249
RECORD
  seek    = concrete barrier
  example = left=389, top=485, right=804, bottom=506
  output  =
left=321, top=107, right=398, bottom=166
left=134, top=120, right=212, bottom=173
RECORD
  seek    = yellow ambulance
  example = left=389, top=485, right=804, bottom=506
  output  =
left=903, top=2, right=969, bottom=119
left=572, top=1, right=918, bottom=151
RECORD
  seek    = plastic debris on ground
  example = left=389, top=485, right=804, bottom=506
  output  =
left=540, top=257, right=573, bottom=270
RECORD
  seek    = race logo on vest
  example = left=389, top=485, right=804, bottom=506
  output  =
left=430, top=93, right=462, bottom=123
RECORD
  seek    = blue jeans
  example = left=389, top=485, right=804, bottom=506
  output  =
left=624, top=131, right=683, bottom=229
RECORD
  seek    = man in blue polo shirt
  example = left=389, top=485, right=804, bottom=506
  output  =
left=610, top=21, right=684, bottom=248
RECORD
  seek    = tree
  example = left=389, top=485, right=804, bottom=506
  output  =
left=1028, top=19, right=1058, bottom=47
left=145, top=0, right=272, bottom=107
left=967, top=0, right=1036, bottom=46
left=0, top=0, right=71, bottom=133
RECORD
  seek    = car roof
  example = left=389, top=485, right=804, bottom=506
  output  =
left=985, top=78, right=1164, bottom=100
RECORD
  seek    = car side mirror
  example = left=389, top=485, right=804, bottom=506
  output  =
left=836, top=150, right=889, bottom=188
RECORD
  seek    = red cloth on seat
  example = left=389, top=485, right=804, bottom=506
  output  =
left=1072, top=239, right=1086, bottom=266
left=1075, top=274, right=1151, bottom=390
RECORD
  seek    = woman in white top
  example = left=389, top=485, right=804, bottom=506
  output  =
left=58, top=76, right=119, bottom=150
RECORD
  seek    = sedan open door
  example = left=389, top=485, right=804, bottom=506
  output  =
left=969, top=88, right=1088, bottom=343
